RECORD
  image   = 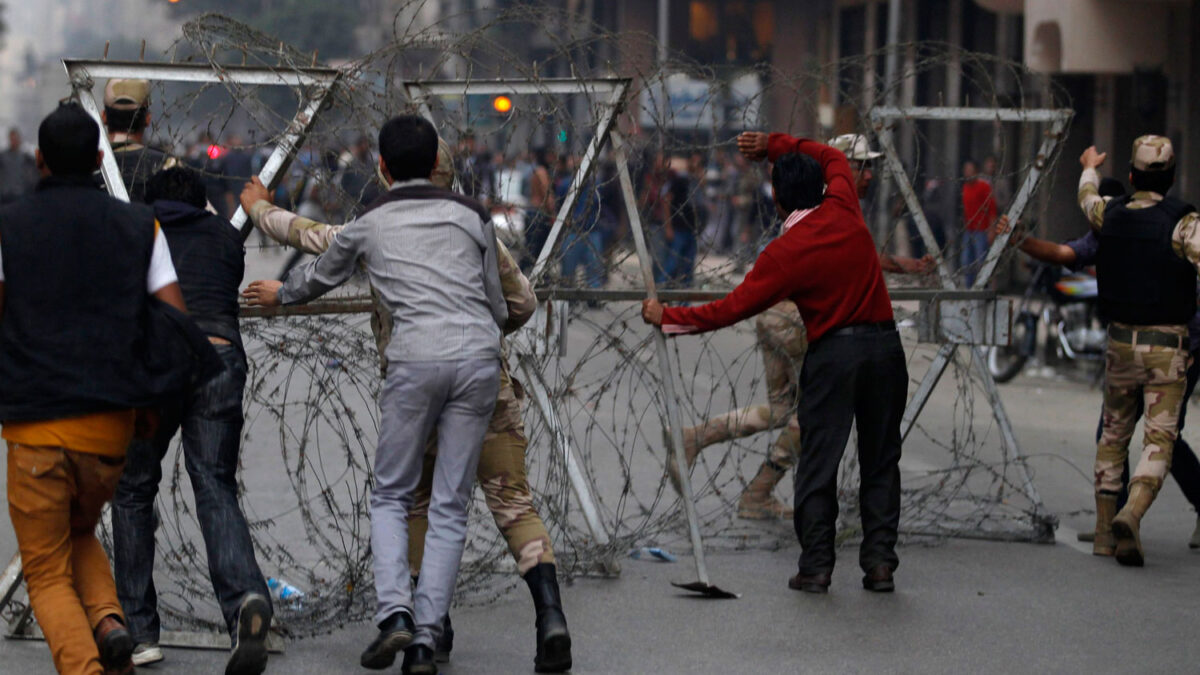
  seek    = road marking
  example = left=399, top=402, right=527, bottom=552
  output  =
left=1054, top=523, right=1095, bottom=555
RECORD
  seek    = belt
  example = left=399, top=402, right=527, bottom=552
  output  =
left=1107, top=325, right=1185, bottom=350
left=824, top=320, right=897, bottom=339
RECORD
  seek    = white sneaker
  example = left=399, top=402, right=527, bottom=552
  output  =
left=132, top=642, right=164, bottom=666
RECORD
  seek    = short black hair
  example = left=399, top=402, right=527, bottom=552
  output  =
left=104, top=105, right=149, bottom=135
left=1098, top=177, right=1126, bottom=199
left=378, top=115, right=437, bottom=182
left=1130, top=165, right=1175, bottom=195
left=145, top=166, right=208, bottom=208
left=771, top=153, right=824, bottom=212
left=38, top=102, right=100, bottom=176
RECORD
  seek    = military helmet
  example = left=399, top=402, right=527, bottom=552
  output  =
left=1131, top=135, right=1175, bottom=172
left=827, top=134, right=883, bottom=161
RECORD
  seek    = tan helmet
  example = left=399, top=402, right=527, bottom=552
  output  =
left=826, top=134, right=883, bottom=161
left=104, top=79, right=150, bottom=111
left=1131, top=135, right=1175, bottom=172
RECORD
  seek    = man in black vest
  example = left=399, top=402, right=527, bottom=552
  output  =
left=100, top=79, right=175, bottom=203
left=0, top=103, right=187, bottom=675
left=110, top=167, right=272, bottom=675
left=1080, top=136, right=1200, bottom=566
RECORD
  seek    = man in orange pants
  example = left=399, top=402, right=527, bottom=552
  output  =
left=0, top=103, right=192, bottom=674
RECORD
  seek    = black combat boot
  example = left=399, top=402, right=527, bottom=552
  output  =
left=434, top=613, right=453, bottom=663
left=522, top=563, right=572, bottom=673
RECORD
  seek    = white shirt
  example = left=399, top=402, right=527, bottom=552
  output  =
left=0, top=227, right=178, bottom=293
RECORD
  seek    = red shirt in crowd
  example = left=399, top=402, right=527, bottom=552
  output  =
left=961, top=178, right=996, bottom=232
left=661, top=134, right=893, bottom=343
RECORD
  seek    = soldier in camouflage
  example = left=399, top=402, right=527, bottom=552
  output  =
left=240, top=138, right=572, bottom=672
left=1079, top=136, right=1200, bottom=566
left=668, top=134, right=931, bottom=521
left=669, top=301, right=806, bottom=519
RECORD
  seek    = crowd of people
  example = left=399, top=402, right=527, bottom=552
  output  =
left=2, top=72, right=1195, bottom=675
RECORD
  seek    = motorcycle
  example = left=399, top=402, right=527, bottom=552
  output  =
left=986, top=263, right=1106, bottom=383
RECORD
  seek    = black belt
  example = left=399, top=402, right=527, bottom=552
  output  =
left=1107, top=325, right=1185, bottom=350
left=824, top=320, right=897, bottom=339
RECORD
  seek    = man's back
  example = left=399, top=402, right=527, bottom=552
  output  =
left=362, top=191, right=502, bottom=362
left=112, top=144, right=170, bottom=203
left=280, top=179, right=507, bottom=364
left=0, top=176, right=156, bottom=419
left=154, top=200, right=245, bottom=347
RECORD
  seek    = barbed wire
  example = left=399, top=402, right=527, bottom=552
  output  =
left=69, top=3, right=1074, bottom=636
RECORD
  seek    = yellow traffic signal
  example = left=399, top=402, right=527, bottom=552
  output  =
left=492, top=95, right=513, bottom=114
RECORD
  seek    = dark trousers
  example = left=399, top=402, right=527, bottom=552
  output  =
left=795, top=329, right=908, bottom=575
left=1096, top=347, right=1200, bottom=510
left=111, top=344, right=270, bottom=642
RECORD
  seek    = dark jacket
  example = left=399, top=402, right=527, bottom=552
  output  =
left=153, top=200, right=245, bottom=352
left=0, top=175, right=219, bottom=422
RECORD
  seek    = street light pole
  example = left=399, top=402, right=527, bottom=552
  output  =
left=657, top=0, right=669, bottom=65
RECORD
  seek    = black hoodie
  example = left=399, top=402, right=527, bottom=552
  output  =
left=153, top=200, right=245, bottom=352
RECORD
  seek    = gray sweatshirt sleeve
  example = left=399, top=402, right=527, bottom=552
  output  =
left=278, top=218, right=366, bottom=305
left=480, top=219, right=510, bottom=329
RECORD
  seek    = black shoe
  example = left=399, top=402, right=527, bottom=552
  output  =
left=523, top=563, right=572, bottom=673
left=788, top=571, right=832, bottom=594
left=862, top=565, right=896, bottom=593
left=360, top=610, right=415, bottom=670
left=433, top=613, right=453, bottom=663
left=401, top=644, right=437, bottom=675
left=94, top=614, right=134, bottom=672
left=226, top=593, right=272, bottom=675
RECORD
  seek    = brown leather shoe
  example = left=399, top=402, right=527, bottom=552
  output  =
left=862, top=564, right=895, bottom=592
left=94, top=614, right=134, bottom=674
left=788, top=571, right=831, bottom=594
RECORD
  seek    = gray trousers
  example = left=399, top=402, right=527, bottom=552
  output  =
left=371, top=358, right=501, bottom=648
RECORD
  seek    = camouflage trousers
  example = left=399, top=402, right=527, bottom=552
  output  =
left=1096, top=326, right=1191, bottom=495
left=407, top=364, right=554, bottom=576
left=682, top=301, right=807, bottom=469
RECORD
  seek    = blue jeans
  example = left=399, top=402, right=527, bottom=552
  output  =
left=561, top=230, right=605, bottom=289
left=960, top=229, right=990, bottom=287
left=111, top=344, right=270, bottom=642
left=657, top=228, right=697, bottom=288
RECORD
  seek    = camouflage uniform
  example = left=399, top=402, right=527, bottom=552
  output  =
left=681, top=301, right=806, bottom=470
left=248, top=141, right=554, bottom=575
left=1080, top=135, right=1200, bottom=563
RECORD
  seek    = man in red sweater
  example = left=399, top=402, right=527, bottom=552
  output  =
left=960, top=160, right=997, bottom=287
left=642, top=131, right=908, bottom=593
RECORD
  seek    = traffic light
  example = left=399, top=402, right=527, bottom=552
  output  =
left=492, top=95, right=513, bottom=114
left=556, top=129, right=568, bottom=144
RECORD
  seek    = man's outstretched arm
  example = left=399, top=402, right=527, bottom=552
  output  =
left=738, top=131, right=856, bottom=206
left=643, top=250, right=792, bottom=334
left=1078, top=146, right=1109, bottom=230
left=994, top=215, right=1081, bottom=268
left=242, top=177, right=342, bottom=255
left=241, top=177, right=537, bottom=330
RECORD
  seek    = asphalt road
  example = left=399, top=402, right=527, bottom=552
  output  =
left=1, top=253, right=1198, bottom=673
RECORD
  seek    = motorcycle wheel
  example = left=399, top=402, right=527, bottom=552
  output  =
left=986, top=320, right=1030, bottom=383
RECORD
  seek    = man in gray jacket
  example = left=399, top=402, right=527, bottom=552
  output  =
left=243, top=115, right=506, bottom=675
